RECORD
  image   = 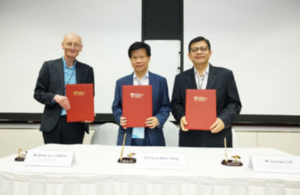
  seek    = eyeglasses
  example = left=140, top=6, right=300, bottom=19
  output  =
left=190, top=46, right=208, bottom=53
left=64, top=42, right=82, bottom=49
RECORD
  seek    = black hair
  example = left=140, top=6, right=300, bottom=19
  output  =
left=188, top=36, right=211, bottom=52
left=128, top=42, right=151, bottom=58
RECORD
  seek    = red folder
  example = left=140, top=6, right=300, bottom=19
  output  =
left=122, top=85, right=152, bottom=127
left=66, top=84, right=94, bottom=122
left=185, top=89, right=216, bottom=130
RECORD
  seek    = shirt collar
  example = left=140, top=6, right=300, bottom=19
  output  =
left=194, top=64, right=209, bottom=76
left=133, top=71, right=149, bottom=80
left=62, top=57, right=77, bottom=69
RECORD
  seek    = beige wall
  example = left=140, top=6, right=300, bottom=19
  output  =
left=236, top=131, right=300, bottom=155
left=235, top=126, right=300, bottom=156
left=0, top=126, right=299, bottom=158
left=0, top=128, right=96, bottom=158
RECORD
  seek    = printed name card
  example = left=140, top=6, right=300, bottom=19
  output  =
left=251, top=155, right=300, bottom=174
left=136, top=153, right=186, bottom=170
left=24, top=150, right=75, bottom=167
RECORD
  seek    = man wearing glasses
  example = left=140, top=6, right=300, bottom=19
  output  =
left=34, top=33, right=94, bottom=144
left=171, top=36, right=241, bottom=147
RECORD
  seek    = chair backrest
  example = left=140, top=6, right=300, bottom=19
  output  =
left=91, top=123, right=119, bottom=145
left=163, top=121, right=179, bottom=147
left=232, top=128, right=238, bottom=148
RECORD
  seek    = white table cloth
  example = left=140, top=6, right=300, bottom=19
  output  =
left=0, top=144, right=299, bottom=195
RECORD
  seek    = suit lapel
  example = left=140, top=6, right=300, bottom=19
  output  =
left=149, top=71, right=156, bottom=99
left=56, top=59, right=64, bottom=86
left=149, top=71, right=155, bottom=87
left=126, top=73, right=134, bottom=85
left=186, top=68, right=197, bottom=89
left=149, top=71, right=155, bottom=115
left=206, top=64, right=217, bottom=89
left=76, top=61, right=82, bottom=84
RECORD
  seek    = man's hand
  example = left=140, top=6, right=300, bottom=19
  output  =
left=180, top=116, right=189, bottom=131
left=145, top=117, right=159, bottom=129
left=82, top=120, right=93, bottom=123
left=210, top=118, right=225, bottom=133
left=82, top=113, right=96, bottom=123
left=54, top=95, right=71, bottom=110
left=120, top=116, right=127, bottom=129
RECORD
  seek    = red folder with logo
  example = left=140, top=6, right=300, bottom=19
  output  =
left=185, top=89, right=216, bottom=130
left=66, top=84, right=94, bottom=122
left=122, top=85, right=152, bottom=127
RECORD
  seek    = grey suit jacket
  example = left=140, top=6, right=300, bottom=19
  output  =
left=34, top=58, right=94, bottom=133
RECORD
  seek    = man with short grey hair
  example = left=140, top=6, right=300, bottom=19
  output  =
left=34, top=33, right=94, bottom=144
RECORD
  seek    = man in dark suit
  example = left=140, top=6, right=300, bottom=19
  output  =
left=34, top=33, right=94, bottom=144
left=171, top=36, right=241, bottom=147
left=112, top=42, right=171, bottom=146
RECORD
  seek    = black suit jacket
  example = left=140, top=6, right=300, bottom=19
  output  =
left=34, top=58, right=94, bottom=133
left=171, top=64, right=241, bottom=147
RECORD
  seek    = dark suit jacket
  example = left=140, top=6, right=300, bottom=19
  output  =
left=112, top=71, right=171, bottom=146
left=34, top=58, right=94, bottom=133
left=171, top=65, right=241, bottom=147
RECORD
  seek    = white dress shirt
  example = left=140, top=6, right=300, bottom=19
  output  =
left=194, top=65, right=209, bottom=89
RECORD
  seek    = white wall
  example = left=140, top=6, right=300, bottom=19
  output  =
left=0, top=0, right=142, bottom=114
left=184, top=0, right=300, bottom=115
left=1, top=0, right=299, bottom=116
left=0, top=0, right=180, bottom=115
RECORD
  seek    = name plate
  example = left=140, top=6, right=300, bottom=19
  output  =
left=136, top=153, right=186, bottom=170
left=251, top=155, right=300, bottom=174
left=24, top=150, right=75, bottom=167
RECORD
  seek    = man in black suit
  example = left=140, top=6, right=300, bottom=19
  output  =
left=34, top=33, right=94, bottom=144
left=171, top=36, right=241, bottom=147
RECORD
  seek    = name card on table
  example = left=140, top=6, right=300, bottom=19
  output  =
left=136, top=153, right=186, bottom=170
left=251, top=155, right=300, bottom=174
left=24, top=150, right=75, bottom=167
